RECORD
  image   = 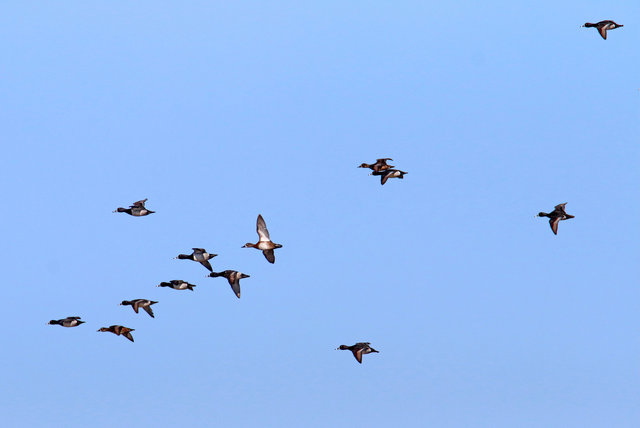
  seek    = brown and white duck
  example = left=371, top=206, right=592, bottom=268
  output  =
left=242, top=215, right=282, bottom=264
left=537, top=203, right=575, bottom=235
left=113, top=198, right=154, bottom=216
left=120, top=299, right=157, bottom=318
left=371, top=169, right=408, bottom=185
left=358, top=158, right=394, bottom=173
left=207, top=270, right=250, bottom=298
left=157, top=280, right=196, bottom=291
left=48, top=316, right=85, bottom=327
left=97, top=325, right=135, bottom=342
left=582, top=20, right=623, bottom=40
left=174, top=248, right=218, bottom=272
left=336, top=342, right=379, bottom=364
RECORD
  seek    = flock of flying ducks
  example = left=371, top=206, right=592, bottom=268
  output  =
left=48, top=200, right=283, bottom=345
left=46, top=18, right=621, bottom=364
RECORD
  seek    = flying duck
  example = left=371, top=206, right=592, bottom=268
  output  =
left=174, top=248, right=218, bottom=272
left=582, top=20, right=623, bottom=40
left=537, top=203, right=575, bottom=235
left=242, top=215, right=282, bottom=264
left=336, top=342, right=379, bottom=364
left=207, top=270, right=250, bottom=298
left=157, top=280, right=196, bottom=291
left=97, top=325, right=135, bottom=342
left=358, top=158, right=394, bottom=173
left=48, top=316, right=85, bottom=327
left=371, top=169, right=408, bottom=185
left=113, top=198, right=155, bottom=216
left=120, top=299, right=157, bottom=318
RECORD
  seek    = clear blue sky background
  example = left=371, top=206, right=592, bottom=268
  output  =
left=1, top=1, right=638, bottom=427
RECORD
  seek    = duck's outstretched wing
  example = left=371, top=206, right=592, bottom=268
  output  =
left=143, top=305, right=155, bottom=318
left=549, top=217, right=560, bottom=235
left=229, top=278, right=241, bottom=299
left=262, top=249, right=275, bottom=264
left=352, top=348, right=363, bottom=364
left=123, top=331, right=134, bottom=342
left=598, top=26, right=607, bottom=39
left=130, top=199, right=148, bottom=208
left=200, top=260, right=213, bottom=272
left=256, top=215, right=271, bottom=242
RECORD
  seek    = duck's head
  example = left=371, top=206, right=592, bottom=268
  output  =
left=120, top=300, right=130, bottom=306
left=337, top=345, right=349, bottom=350
left=242, top=243, right=255, bottom=248
left=536, top=212, right=547, bottom=217
left=97, top=327, right=109, bottom=332
left=358, top=163, right=369, bottom=168
left=48, top=320, right=60, bottom=325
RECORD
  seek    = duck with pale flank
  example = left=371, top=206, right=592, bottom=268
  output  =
left=207, top=270, right=250, bottom=298
left=157, top=280, right=196, bottom=291
left=113, top=198, right=155, bottom=216
left=120, top=299, right=157, bottom=318
left=337, top=342, right=379, bottom=364
left=372, top=169, right=408, bottom=185
left=98, top=325, right=135, bottom=342
left=174, top=248, right=217, bottom=272
left=358, top=158, right=394, bottom=173
left=582, top=20, right=623, bottom=40
left=537, top=203, right=575, bottom=235
left=243, top=215, right=282, bottom=264
left=48, top=316, right=85, bottom=327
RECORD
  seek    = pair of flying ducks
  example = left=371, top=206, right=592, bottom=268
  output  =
left=48, top=317, right=134, bottom=342
left=157, top=272, right=249, bottom=299
left=49, top=300, right=157, bottom=342
left=358, top=158, right=408, bottom=185
left=174, top=215, right=282, bottom=267
left=537, top=203, right=574, bottom=235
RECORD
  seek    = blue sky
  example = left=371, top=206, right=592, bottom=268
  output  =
left=1, top=1, right=638, bottom=427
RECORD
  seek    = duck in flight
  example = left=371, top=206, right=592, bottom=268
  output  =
left=175, top=248, right=218, bottom=272
left=582, top=20, right=623, bottom=40
left=207, top=270, right=250, bottom=298
left=98, top=325, right=135, bottom=342
left=371, top=169, right=408, bottom=185
left=120, top=299, right=158, bottom=318
left=48, top=316, right=85, bottom=327
left=157, top=280, right=196, bottom=291
left=113, top=198, right=155, bottom=216
left=537, top=203, right=575, bottom=235
left=243, top=215, right=282, bottom=264
left=358, top=158, right=394, bottom=173
left=337, top=342, right=379, bottom=364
